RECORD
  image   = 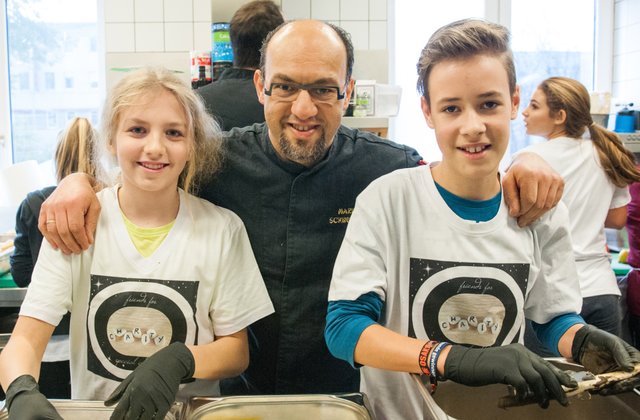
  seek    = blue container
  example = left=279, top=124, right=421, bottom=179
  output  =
left=615, top=114, right=636, bottom=133
left=212, top=22, right=233, bottom=63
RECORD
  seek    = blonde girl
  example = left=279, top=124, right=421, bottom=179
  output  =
left=0, top=67, right=273, bottom=420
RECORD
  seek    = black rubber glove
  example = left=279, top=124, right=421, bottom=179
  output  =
left=105, top=342, right=195, bottom=420
left=5, top=374, right=62, bottom=420
left=443, top=343, right=577, bottom=408
left=571, top=324, right=640, bottom=374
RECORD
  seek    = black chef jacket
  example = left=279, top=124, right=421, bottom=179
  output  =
left=198, top=123, right=422, bottom=394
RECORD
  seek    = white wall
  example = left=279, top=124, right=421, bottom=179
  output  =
left=613, top=0, right=640, bottom=105
left=212, top=0, right=388, bottom=49
left=103, top=0, right=213, bottom=89
left=102, top=0, right=390, bottom=90
left=278, top=0, right=390, bottom=83
left=212, top=0, right=276, bottom=22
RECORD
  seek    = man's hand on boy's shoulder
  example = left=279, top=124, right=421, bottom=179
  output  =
left=503, top=152, right=564, bottom=227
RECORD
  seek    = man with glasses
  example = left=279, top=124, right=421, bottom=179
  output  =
left=204, top=21, right=421, bottom=394
left=39, top=20, right=564, bottom=395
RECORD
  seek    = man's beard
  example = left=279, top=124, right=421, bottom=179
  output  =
left=278, top=131, right=330, bottom=167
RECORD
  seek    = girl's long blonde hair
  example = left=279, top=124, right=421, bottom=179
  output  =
left=539, top=76, right=640, bottom=187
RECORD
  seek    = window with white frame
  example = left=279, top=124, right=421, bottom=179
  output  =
left=509, top=0, right=596, bottom=155
left=1, top=0, right=101, bottom=165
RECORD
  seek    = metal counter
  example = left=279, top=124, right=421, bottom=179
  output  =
left=0, top=400, right=182, bottom=419
left=183, top=393, right=374, bottom=420
left=0, top=288, right=26, bottom=308
left=414, top=359, right=640, bottom=419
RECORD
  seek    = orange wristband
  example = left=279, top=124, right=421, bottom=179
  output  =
left=418, top=340, right=438, bottom=376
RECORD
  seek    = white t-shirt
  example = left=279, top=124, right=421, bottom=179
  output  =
left=21, top=186, right=274, bottom=400
left=520, top=137, right=630, bottom=297
left=328, top=166, right=582, bottom=420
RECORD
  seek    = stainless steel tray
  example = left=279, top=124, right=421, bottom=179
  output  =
left=0, top=400, right=183, bottom=419
left=183, top=393, right=374, bottom=420
left=413, top=358, right=640, bottom=419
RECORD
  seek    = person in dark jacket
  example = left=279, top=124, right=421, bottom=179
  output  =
left=36, top=20, right=565, bottom=396
left=10, top=116, right=97, bottom=398
left=197, top=0, right=284, bottom=130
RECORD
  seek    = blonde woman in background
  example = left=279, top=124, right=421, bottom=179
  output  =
left=8, top=117, right=97, bottom=399
left=520, top=76, right=640, bottom=355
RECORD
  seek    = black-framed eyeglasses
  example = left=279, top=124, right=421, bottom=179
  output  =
left=264, top=82, right=346, bottom=103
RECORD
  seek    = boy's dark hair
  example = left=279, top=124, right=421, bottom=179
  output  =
left=230, top=0, right=284, bottom=69
left=417, top=19, right=516, bottom=105
left=259, top=20, right=355, bottom=85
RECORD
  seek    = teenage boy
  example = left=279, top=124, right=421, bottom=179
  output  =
left=325, top=19, right=640, bottom=420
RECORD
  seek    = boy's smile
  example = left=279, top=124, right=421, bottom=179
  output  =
left=421, top=54, right=519, bottom=200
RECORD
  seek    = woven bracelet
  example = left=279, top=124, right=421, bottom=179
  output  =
left=428, top=341, right=450, bottom=393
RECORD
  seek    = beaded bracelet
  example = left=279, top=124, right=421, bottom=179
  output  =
left=418, top=340, right=438, bottom=377
left=428, top=341, right=450, bottom=393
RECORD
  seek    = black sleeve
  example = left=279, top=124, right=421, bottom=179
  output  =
left=9, top=198, right=36, bottom=287
left=405, top=145, right=424, bottom=167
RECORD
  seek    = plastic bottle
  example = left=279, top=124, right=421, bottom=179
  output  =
left=353, top=92, right=369, bottom=117
left=195, top=66, right=209, bottom=89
